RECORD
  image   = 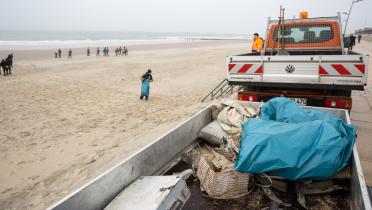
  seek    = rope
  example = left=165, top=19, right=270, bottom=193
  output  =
left=255, top=173, right=273, bottom=188
left=200, top=185, right=255, bottom=200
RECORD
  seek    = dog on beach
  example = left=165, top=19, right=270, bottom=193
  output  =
left=0, top=54, right=13, bottom=76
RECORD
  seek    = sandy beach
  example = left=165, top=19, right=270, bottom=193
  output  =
left=2, top=39, right=372, bottom=210
left=0, top=40, right=248, bottom=209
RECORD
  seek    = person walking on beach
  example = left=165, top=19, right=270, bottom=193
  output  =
left=58, top=48, right=62, bottom=58
left=349, top=34, right=356, bottom=51
left=124, top=46, right=128, bottom=56
left=54, top=52, right=58, bottom=59
left=96, top=47, right=100, bottom=56
left=358, top=34, right=362, bottom=43
left=68, top=49, right=72, bottom=59
left=140, top=69, right=153, bottom=101
left=87, top=47, right=90, bottom=56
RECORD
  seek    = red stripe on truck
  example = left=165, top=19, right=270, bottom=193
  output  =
left=331, top=64, right=352, bottom=75
left=228, top=64, right=236, bottom=72
left=238, top=64, right=253, bottom=73
left=255, top=65, right=263, bottom=74
left=319, top=66, right=329, bottom=75
left=354, top=64, right=365, bottom=74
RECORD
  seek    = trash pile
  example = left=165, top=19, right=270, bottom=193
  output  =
left=186, top=97, right=356, bottom=209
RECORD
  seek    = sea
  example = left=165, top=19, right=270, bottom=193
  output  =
left=0, top=30, right=248, bottom=51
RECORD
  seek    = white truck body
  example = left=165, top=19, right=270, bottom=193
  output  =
left=227, top=54, right=369, bottom=89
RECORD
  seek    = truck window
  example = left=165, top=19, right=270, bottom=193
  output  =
left=273, top=24, right=334, bottom=44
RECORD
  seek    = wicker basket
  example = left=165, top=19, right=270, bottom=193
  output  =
left=196, top=154, right=250, bottom=199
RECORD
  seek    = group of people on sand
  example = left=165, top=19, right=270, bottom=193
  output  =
left=54, top=46, right=129, bottom=59
left=54, top=48, right=72, bottom=59
left=101, top=47, right=110, bottom=56
left=95, top=46, right=128, bottom=57
left=0, top=54, right=14, bottom=76
left=115, top=46, right=129, bottom=56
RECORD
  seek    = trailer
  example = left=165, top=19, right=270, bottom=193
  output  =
left=47, top=102, right=371, bottom=210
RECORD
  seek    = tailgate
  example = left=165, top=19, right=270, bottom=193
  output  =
left=227, top=56, right=263, bottom=82
left=319, top=55, right=368, bottom=86
left=227, top=55, right=368, bottom=87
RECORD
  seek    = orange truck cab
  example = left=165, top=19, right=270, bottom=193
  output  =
left=266, top=20, right=342, bottom=54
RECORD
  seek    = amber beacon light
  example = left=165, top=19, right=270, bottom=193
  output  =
left=300, top=11, right=309, bottom=19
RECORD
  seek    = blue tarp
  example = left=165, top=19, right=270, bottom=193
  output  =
left=234, top=97, right=356, bottom=180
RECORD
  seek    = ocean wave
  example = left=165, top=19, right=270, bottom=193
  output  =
left=162, top=36, right=248, bottom=40
left=0, top=36, right=248, bottom=51
left=0, top=39, right=182, bottom=50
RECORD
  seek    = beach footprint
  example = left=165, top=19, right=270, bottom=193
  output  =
left=1, top=188, right=13, bottom=194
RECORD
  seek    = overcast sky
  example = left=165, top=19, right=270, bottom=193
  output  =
left=0, top=0, right=370, bottom=34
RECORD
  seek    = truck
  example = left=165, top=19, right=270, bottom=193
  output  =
left=47, top=102, right=371, bottom=210
left=227, top=12, right=369, bottom=109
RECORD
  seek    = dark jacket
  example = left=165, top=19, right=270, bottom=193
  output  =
left=142, top=73, right=153, bottom=83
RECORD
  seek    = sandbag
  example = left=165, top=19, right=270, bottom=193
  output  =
left=199, top=121, right=228, bottom=146
left=211, top=103, right=223, bottom=120
left=234, top=97, right=356, bottom=180
left=216, top=100, right=259, bottom=150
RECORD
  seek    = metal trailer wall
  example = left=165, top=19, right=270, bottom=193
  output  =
left=304, top=106, right=372, bottom=210
left=47, top=107, right=212, bottom=210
